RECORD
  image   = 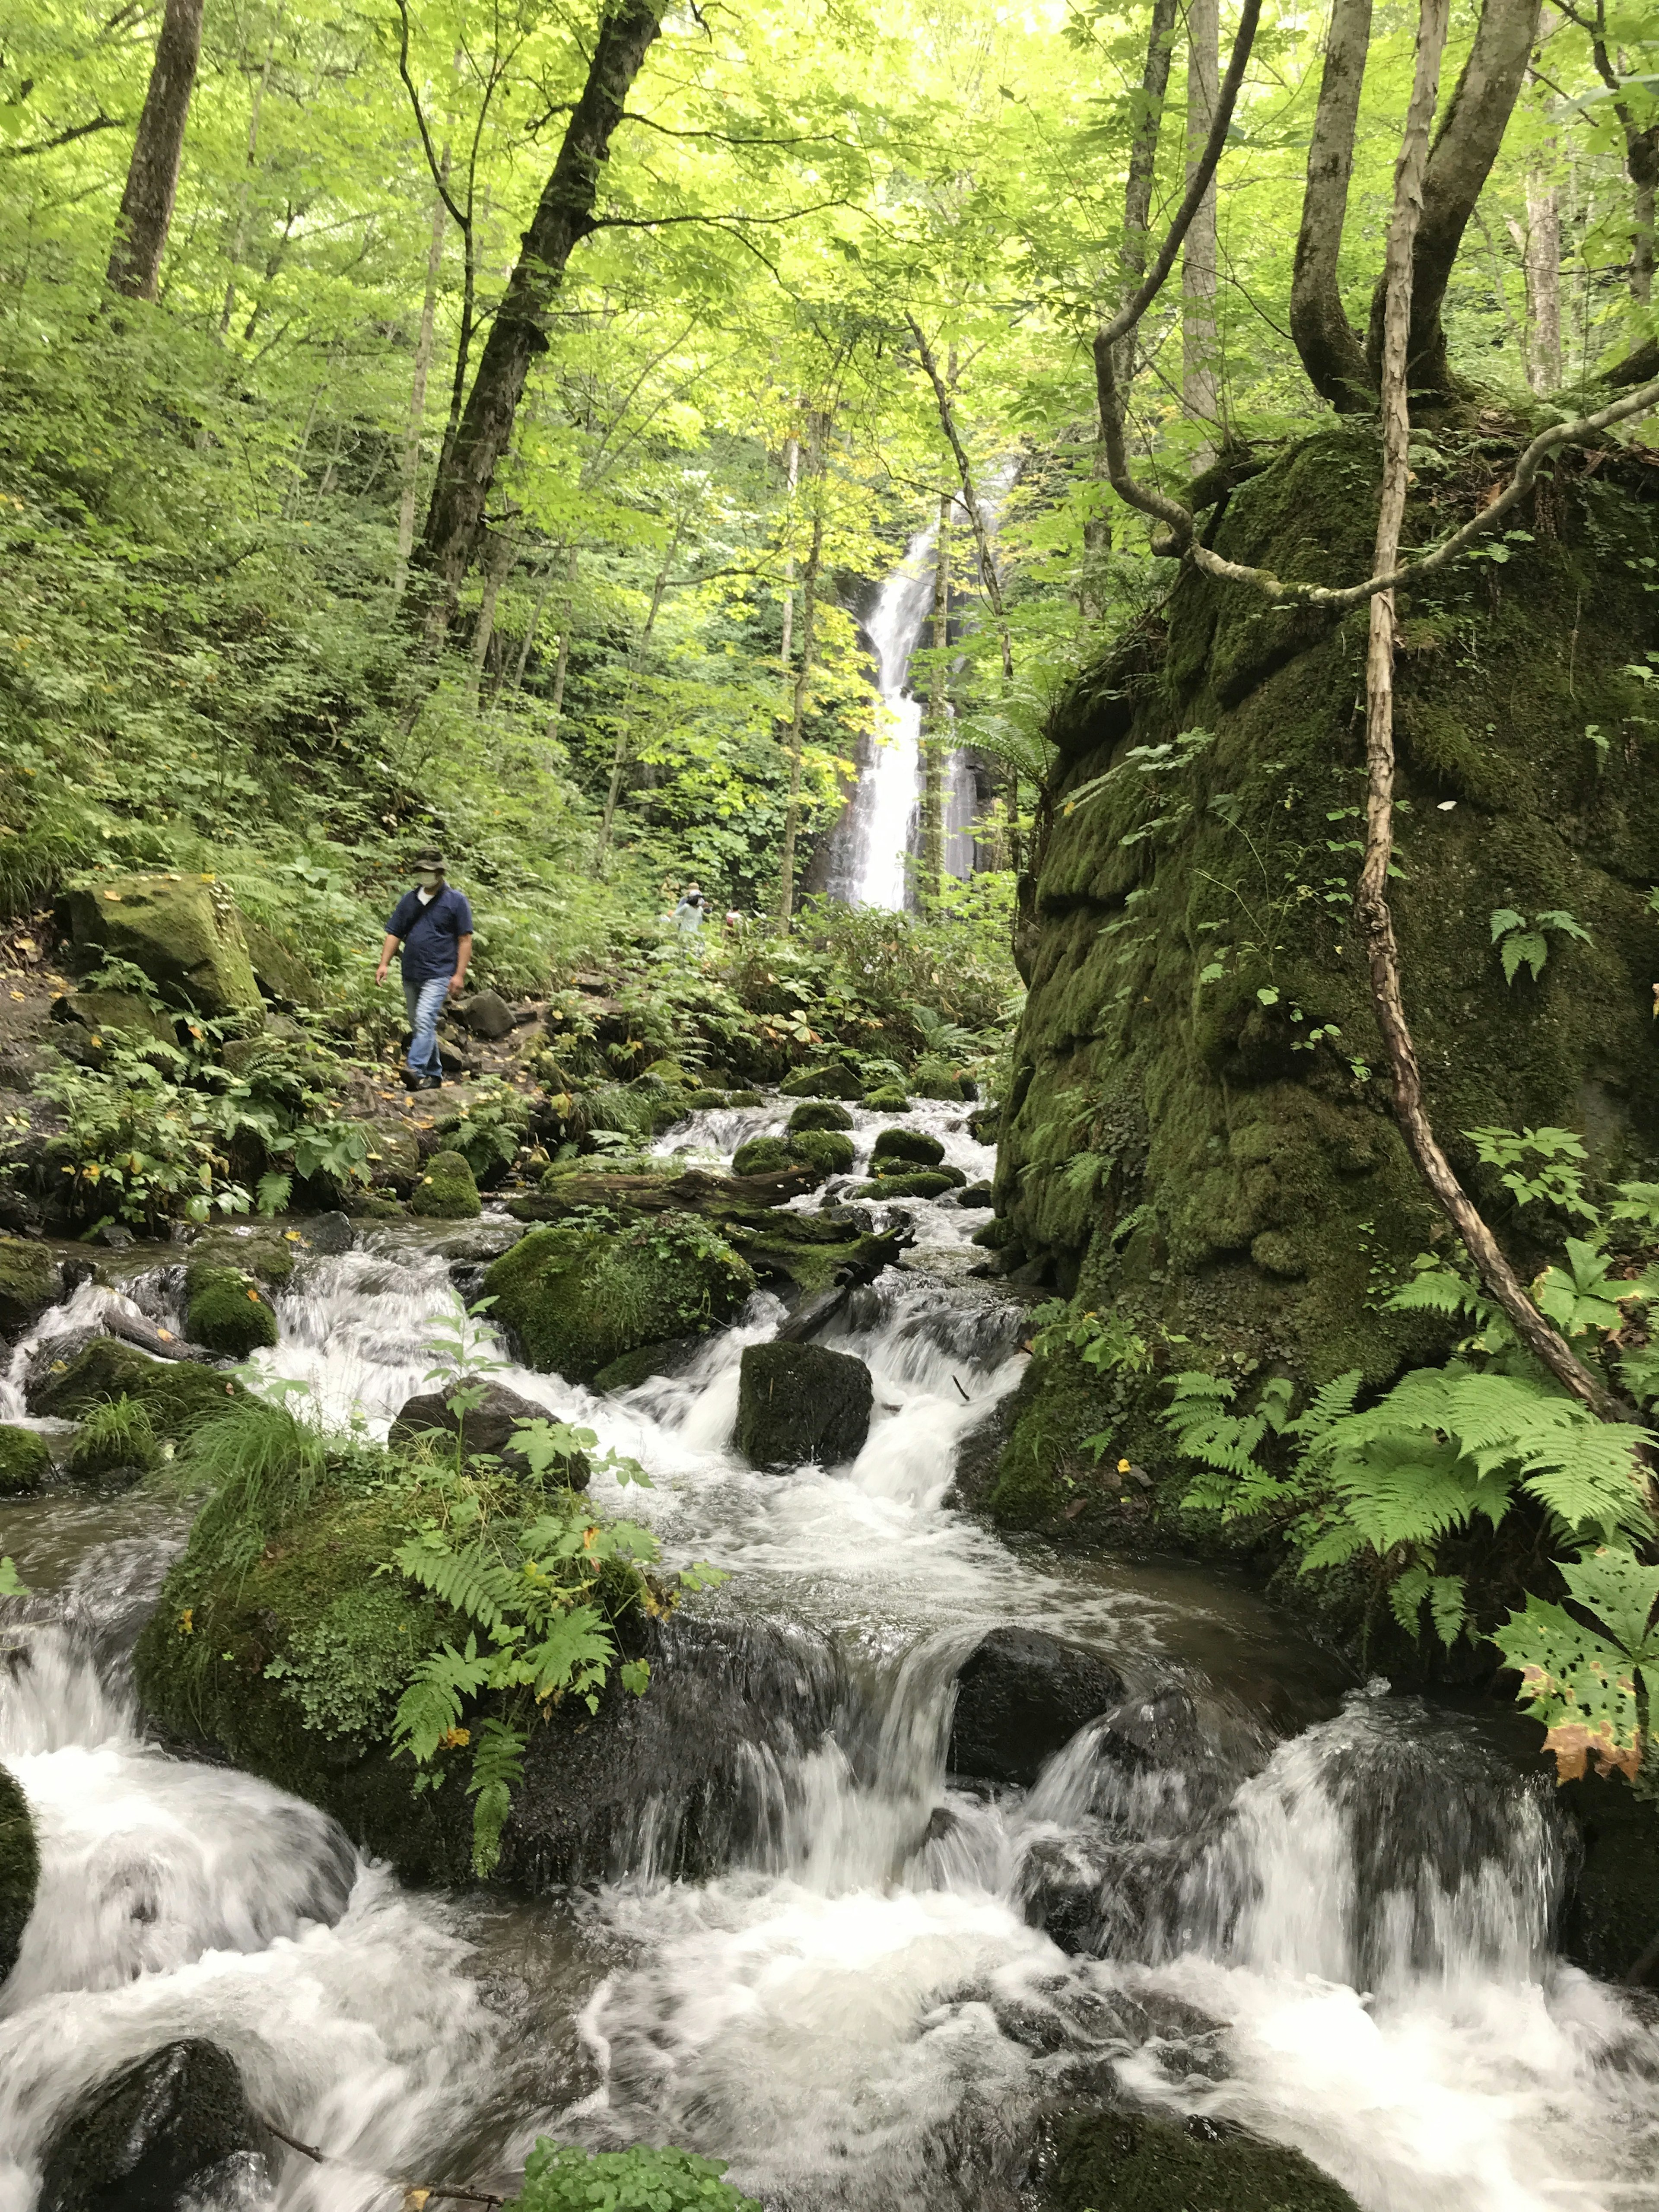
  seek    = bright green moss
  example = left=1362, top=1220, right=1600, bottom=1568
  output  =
left=410, top=1148, right=482, bottom=1220
left=185, top=1263, right=279, bottom=1357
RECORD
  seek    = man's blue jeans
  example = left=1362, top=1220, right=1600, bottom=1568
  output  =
left=403, top=971, right=448, bottom=1079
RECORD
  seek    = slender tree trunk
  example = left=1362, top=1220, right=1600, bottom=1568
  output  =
left=1183, top=0, right=1220, bottom=442
left=465, top=526, right=518, bottom=709
left=1290, top=0, right=1375, bottom=409
left=395, top=156, right=450, bottom=601
left=1522, top=168, right=1562, bottom=391
left=596, top=529, right=680, bottom=866
left=106, top=0, right=205, bottom=300
left=414, top=0, right=663, bottom=626
left=219, top=22, right=277, bottom=338
left=509, top=544, right=559, bottom=690
left=777, top=506, right=825, bottom=930
left=906, top=319, right=1013, bottom=680
left=779, top=431, right=800, bottom=677
left=547, top=545, right=578, bottom=737
left=1355, top=0, right=1615, bottom=1419
left=920, top=496, right=952, bottom=916
left=1364, top=0, right=1541, bottom=397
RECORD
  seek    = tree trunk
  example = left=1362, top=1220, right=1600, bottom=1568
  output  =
left=777, top=508, right=825, bottom=930
left=395, top=159, right=450, bottom=601
left=906, top=320, right=1013, bottom=680
left=1356, top=0, right=1616, bottom=1418
left=547, top=545, right=578, bottom=738
left=414, top=0, right=663, bottom=625
left=919, top=496, right=953, bottom=916
left=1085, top=0, right=1178, bottom=613
left=1522, top=168, right=1562, bottom=391
left=465, top=526, right=518, bottom=709
left=106, top=0, right=205, bottom=301
left=596, top=529, right=679, bottom=866
left=779, top=432, right=800, bottom=677
left=1290, top=0, right=1376, bottom=410
left=1183, top=0, right=1221, bottom=440
left=1365, top=0, right=1541, bottom=397
left=219, top=23, right=277, bottom=339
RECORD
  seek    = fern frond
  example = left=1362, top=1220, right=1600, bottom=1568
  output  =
left=467, top=1716, right=527, bottom=1877
left=391, top=1636, right=493, bottom=1763
left=394, top=1533, right=519, bottom=1632
left=1287, top=1370, right=1363, bottom=1442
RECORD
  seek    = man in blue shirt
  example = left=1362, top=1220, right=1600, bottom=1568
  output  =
left=375, top=846, right=474, bottom=1090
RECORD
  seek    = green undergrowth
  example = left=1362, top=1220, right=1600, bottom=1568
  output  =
left=504, top=2140, right=760, bottom=2212
left=135, top=1385, right=712, bottom=1878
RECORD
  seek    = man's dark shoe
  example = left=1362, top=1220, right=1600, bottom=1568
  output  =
left=415, top=1074, right=444, bottom=1090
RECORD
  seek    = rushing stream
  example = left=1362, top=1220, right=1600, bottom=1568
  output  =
left=2, top=1095, right=1658, bottom=2211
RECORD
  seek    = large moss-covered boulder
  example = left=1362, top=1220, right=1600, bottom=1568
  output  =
left=0, top=1761, right=37, bottom=1986
left=29, top=1337, right=240, bottom=1434
left=995, top=429, right=1659, bottom=1512
left=184, top=1264, right=280, bottom=1358
left=410, top=1148, right=482, bottom=1220
left=1052, top=2109, right=1360, bottom=2212
left=910, top=1055, right=967, bottom=1100
left=485, top=1216, right=756, bottom=1383
left=732, top=1130, right=854, bottom=1181
left=0, top=1424, right=51, bottom=1496
left=735, top=1342, right=873, bottom=1470
left=0, top=1237, right=61, bottom=1338
left=240, top=914, right=319, bottom=1008
left=64, top=873, right=265, bottom=1025
left=50, top=988, right=179, bottom=1062
left=863, top=1085, right=912, bottom=1112
left=788, top=1100, right=855, bottom=1134
left=36, top=2040, right=269, bottom=2212
left=780, top=1064, right=863, bottom=1100
left=851, top=1170, right=961, bottom=1200
left=871, top=1126, right=944, bottom=1169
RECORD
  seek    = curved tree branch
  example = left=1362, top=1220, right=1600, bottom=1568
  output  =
left=1290, top=0, right=1375, bottom=409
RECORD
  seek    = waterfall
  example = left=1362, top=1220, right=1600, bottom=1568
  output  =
left=3, top=1090, right=1658, bottom=2212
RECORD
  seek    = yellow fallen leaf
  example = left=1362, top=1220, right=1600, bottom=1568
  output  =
left=157, top=1328, right=173, bottom=1341
left=246, top=1289, right=261, bottom=1303
left=178, top=1608, right=194, bottom=1635
left=102, top=890, right=122, bottom=902
left=284, top=1230, right=302, bottom=1242
left=404, top=2191, right=431, bottom=2212
left=7, top=991, right=22, bottom=1002
left=1117, top=1458, right=1130, bottom=1473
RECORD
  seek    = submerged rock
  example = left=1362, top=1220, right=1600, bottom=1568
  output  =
left=184, top=1263, right=279, bottom=1358
left=0, top=1424, right=52, bottom=1497
left=486, top=1216, right=755, bottom=1384
left=948, top=1627, right=1125, bottom=1786
left=1052, top=2108, right=1360, bottom=2212
left=736, top=1341, right=873, bottom=1470
left=0, top=1760, right=38, bottom=1986
left=36, top=2039, right=270, bottom=2212
left=389, top=1380, right=588, bottom=1485
left=410, top=1148, right=482, bottom=1220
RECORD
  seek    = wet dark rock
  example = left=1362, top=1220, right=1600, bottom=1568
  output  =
left=947, top=1627, right=1125, bottom=1787
left=851, top=1169, right=963, bottom=1201
left=389, top=1380, right=588, bottom=1486
left=1559, top=1774, right=1659, bottom=1986
left=29, top=1338, right=240, bottom=1434
left=0, top=1759, right=37, bottom=1986
left=305, top=1210, right=354, bottom=1255
left=1099, top=1684, right=1201, bottom=1767
left=954, top=1181, right=994, bottom=1207
left=967, top=1104, right=1001, bottom=1144
left=1052, top=2107, right=1360, bottom=2212
left=37, top=2039, right=271, bottom=2212
left=459, top=988, right=515, bottom=1040
left=772, top=1284, right=851, bottom=1344
left=90, top=1223, right=136, bottom=1251
left=591, top=1336, right=705, bottom=1392
left=736, top=1341, right=873, bottom=1470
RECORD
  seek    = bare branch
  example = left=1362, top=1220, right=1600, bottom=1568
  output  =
left=393, top=0, right=469, bottom=233
left=0, top=112, right=123, bottom=158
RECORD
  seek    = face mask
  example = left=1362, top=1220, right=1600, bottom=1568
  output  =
left=419, top=872, right=442, bottom=891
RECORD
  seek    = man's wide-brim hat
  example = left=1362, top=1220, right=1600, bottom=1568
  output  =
left=413, top=845, right=446, bottom=871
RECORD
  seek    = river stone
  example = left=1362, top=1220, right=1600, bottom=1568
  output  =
left=29, top=1338, right=240, bottom=1435
left=364, top=1119, right=422, bottom=1189
left=389, top=1381, right=588, bottom=1486
left=0, top=1236, right=62, bottom=1337
left=410, top=1148, right=482, bottom=1220
left=0, top=1759, right=37, bottom=1986
left=863, top=1085, right=911, bottom=1112
left=787, top=1100, right=855, bottom=1134
left=1052, top=2108, right=1360, bottom=2212
left=184, top=1263, right=279, bottom=1358
left=460, top=988, right=515, bottom=1040
left=0, top=1424, right=52, bottom=1496
left=239, top=915, right=318, bottom=1008
left=779, top=1064, right=863, bottom=1100
left=948, top=1628, right=1125, bottom=1786
left=51, top=989, right=179, bottom=1060
left=36, top=2039, right=270, bottom=2212
left=63, top=874, right=265, bottom=1027
left=851, top=1170, right=960, bottom=1200
left=871, top=1126, right=945, bottom=1169
left=736, top=1341, right=873, bottom=1470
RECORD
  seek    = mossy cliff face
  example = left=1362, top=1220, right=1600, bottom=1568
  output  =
left=994, top=430, right=1659, bottom=1524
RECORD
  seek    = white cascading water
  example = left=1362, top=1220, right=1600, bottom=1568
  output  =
left=3, top=1092, right=1658, bottom=2211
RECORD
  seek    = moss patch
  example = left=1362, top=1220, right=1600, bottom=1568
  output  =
left=0, top=1239, right=59, bottom=1337
left=1053, top=2110, right=1360, bottom=2212
left=31, top=1338, right=241, bottom=1434
left=410, top=1148, right=482, bottom=1220
left=0, top=1761, right=38, bottom=1986
left=185, top=1264, right=279, bottom=1357
left=485, top=1215, right=756, bottom=1383
left=871, top=1127, right=944, bottom=1169
left=787, top=1100, right=855, bottom=1134
left=0, top=1425, right=51, bottom=1497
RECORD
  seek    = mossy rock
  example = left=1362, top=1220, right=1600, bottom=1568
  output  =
left=909, top=1054, right=966, bottom=1101
left=850, top=1169, right=962, bottom=1200
left=185, top=1264, right=280, bottom=1358
left=735, top=1342, right=873, bottom=1470
left=956, top=1180, right=995, bottom=1207
left=871, top=1126, right=944, bottom=1169
left=1052, top=2109, right=1359, bottom=2212
left=0, top=1761, right=38, bottom=1986
left=53, top=988, right=179, bottom=1061
left=240, top=914, right=319, bottom=1008
left=64, top=872, right=265, bottom=1024
left=967, top=1104, right=1002, bottom=1144
left=0, top=1237, right=61, bottom=1337
left=484, top=1215, right=756, bottom=1383
left=641, top=1058, right=695, bottom=1088
left=971, top=1216, right=1020, bottom=1249
left=66, top=1394, right=161, bottom=1486
left=725, top=1089, right=764, bottom=1107
left=36, top=2039, right=267, bottom=2211
left=779, top=1064, right=863, bottom=1100
left=0, top=1424, right=51, bottom=1497
left=684, top=1089, right=734, bottom=1110
left=862, top=1085, right=912, bottom=1112
left=790, top=1128, right=855, bottom=1175
left=731, top=1135, right=798, bottom=1178
left=410, top=1149, right=482, bottom=1220
left=30, top=1338, right=241, bottom=1435
left=787, top=1100, right=855, bottom=1134
left=364, top=1119, right=422, bottom=1189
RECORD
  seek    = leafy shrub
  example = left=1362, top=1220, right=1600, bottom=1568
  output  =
left=1492, top=1546, right=1659, bottom=1785
left=505, top=2140, right=760, bottom=2212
